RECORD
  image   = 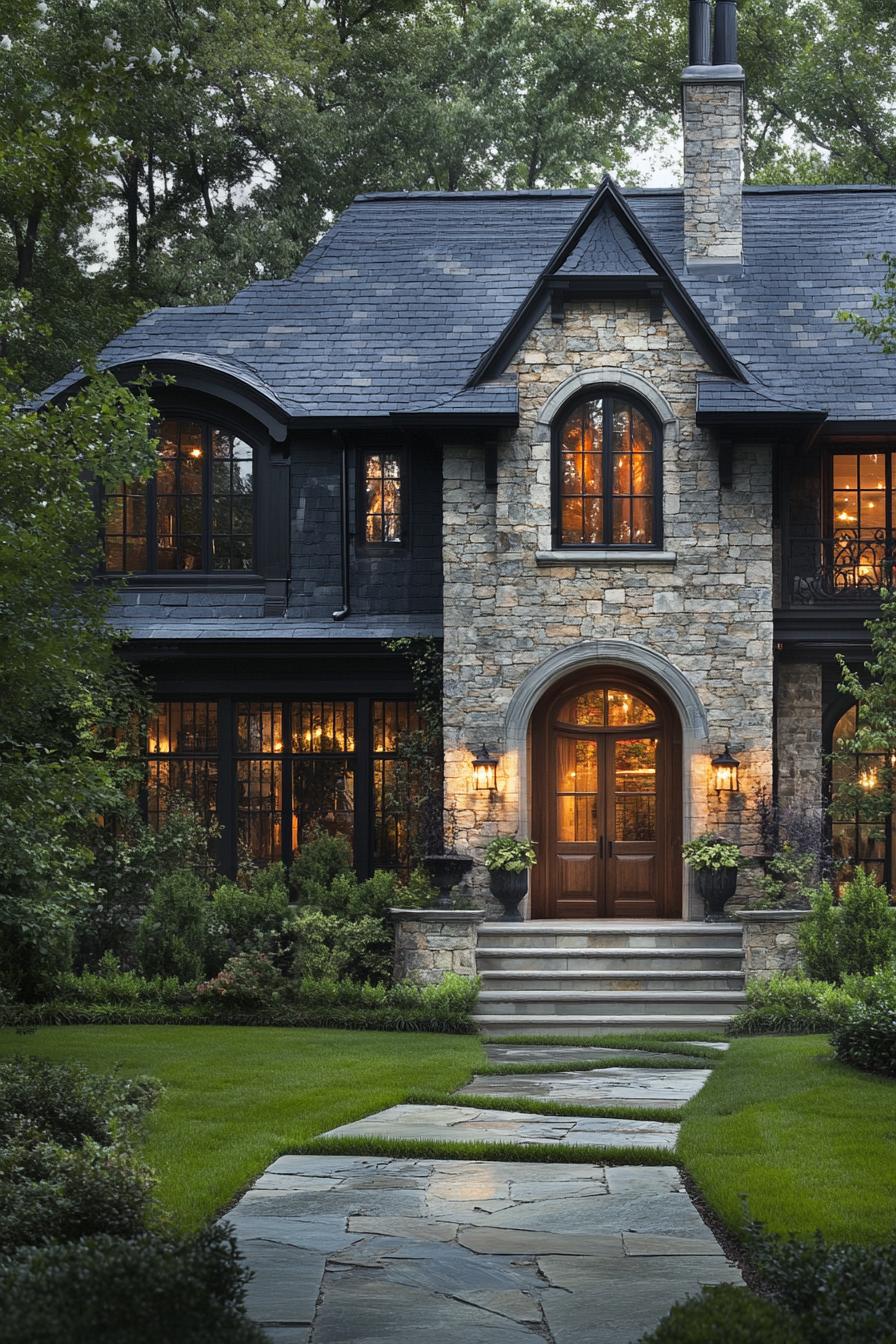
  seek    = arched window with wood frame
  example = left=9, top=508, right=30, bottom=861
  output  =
left=552, top=391, right=661, bottom=549
left=830, top=702, right=895, bottom=892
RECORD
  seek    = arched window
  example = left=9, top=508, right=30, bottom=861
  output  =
left=104, top=416, right=254, bottom=573
left=830, top=703, right=893, bottom=890
left=553, top=392, right=660, bottom=548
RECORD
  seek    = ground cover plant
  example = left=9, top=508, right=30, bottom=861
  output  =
left=678, top=1035, right=896, bottom=1243
left=0, top=1026, right=483, bottom=1230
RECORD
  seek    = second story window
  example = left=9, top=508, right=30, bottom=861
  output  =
left=362, top=451, right=403, bottom=544
left=831, top=449, right=895, bottom=589
left=553, top=393, right=660, bottom=548
left=105, top=417, right=254, bottom=574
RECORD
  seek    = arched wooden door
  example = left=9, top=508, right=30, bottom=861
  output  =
left=530, top=673, right=682, bottom=919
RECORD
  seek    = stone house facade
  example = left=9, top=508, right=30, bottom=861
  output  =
left=43, top=0, right=896, bottom=919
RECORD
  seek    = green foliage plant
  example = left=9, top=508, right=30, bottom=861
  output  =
left=799, top=870, right=896, bottom=982
left=289, top=910, right=393, bottom=985
left=640, top=1283, right=804, bottom=1343
left=55, top=953, right=186, bottom=1007
left=289, top=827, right=353, bottom=905
left=753, top=843, right=816, bottom=910
left=195, top=951, right=284, bottom=1010
left=136, top=870, right=209, bottom=981
left=209, top=864, right=289, bottom=956
left=483, top=836, right=538, bottom=872
left=728, top=973, right=856, bottom=1036
left=831, top=970, right=896, bottom=1077
left=0, top=1055, right=158, bottom=1149
left=681, top=834, right=741, bottom=871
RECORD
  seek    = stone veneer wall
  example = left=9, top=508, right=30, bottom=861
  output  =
left=681, top=71, right=744, bottom=266
left=442, top=299, right=774, bottom=911
left=391, top=909, right=484, bottom=985
left=775, top=661, right=824, bottom=834
left=740, top=911, right=808, bottom=981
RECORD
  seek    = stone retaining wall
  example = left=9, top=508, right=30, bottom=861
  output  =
left=740, top=910, right=809, bottom=981
left=390, top=909, right=484, bottom=985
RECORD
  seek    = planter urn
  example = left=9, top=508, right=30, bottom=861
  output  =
left=423, top=853, right=474, bottom=911
left=695, top=866, right=738, bottom=922
left=488, top=868, right=529, bottom=922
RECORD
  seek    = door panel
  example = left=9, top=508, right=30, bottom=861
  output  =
left=530, top=677, right=680, bottom=919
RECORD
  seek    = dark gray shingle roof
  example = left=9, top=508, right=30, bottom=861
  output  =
left=43, top=184, right=896, bottom=423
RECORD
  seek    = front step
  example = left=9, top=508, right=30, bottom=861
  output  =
left=480, top=970, right=745, bottom=993
left=472, top=1014, right=735, bottom=1037
left=474, top=920, right=745, bottom=1036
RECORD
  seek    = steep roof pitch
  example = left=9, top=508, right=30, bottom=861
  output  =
left=41, top=182, right=896, bottom=425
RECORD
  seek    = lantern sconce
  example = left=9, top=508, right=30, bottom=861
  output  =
left=711, top=744, right=740, bottom=795
left=472, top=743, right=499, bottom=792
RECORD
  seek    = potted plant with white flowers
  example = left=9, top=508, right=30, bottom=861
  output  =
left=682, top=834, right=742, bottom=922
left=483, top=836, right=538, bottom=922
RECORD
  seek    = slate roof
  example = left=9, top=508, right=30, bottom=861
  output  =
left=42, top=182, right=896, bottom=425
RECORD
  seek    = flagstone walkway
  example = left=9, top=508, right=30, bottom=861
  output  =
left=226, top=1042, right=740, bottom=1343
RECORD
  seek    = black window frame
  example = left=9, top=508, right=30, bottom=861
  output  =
left=103, top=410, right=259, bottom=576
left=356, top=447, right=408, bottom=550
left=140, top=693, right=419, bottom=878
left=825, top=695, right=895, bottom=894
left=550, top=389, right=663, bottom=550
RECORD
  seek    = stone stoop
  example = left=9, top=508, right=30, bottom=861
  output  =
left=473, top=921, right=745, bottom=1036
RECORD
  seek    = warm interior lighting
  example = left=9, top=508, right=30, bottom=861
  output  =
left=711, top=744, right=740, bottom=794
left=859, top=767, right=878, bottom=791
left=189, top=446, right=203, bottom=459
left=472, top=744, right=499, bottom=792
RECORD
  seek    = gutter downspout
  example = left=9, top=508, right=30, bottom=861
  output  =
left=332, top=429, right=351, bottom=621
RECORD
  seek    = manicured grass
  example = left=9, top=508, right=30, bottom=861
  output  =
left=0, top=1025, right=483, bottom=1231
left=406, top=1089, right=685, bottom=1123
left=679, top=1035, right=896, bottom=1244
left=487, top=1032, right=724, bottom=1058
left=301, top=1135, right=676, bottom=1165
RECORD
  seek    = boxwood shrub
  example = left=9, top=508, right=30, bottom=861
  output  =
left=640, top=1283, right=804, bottom=1343
left=831, top=970, right=896, bottom=1077
left=0, top=1056, right=159, bottom=1147
left=0, top=1225, right=267, bottom=1343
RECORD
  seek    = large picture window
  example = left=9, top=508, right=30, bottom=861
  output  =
left=553, top=393, right=660, bottom=548
left=105, top=417, right=254, bottom=574
left=142, top=695, right=418, bottom=875
left=830, top=702, right=894, bottom=891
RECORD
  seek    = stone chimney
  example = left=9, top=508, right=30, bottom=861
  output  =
left=681, top=0, right=744, bottom=270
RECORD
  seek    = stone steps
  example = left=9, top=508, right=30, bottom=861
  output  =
left=480, top=969, right=745, bottom=993
left=474, top=921, right=745, bottom=1035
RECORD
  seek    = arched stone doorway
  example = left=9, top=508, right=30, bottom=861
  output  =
left=529, top=669, right=683, bottom=919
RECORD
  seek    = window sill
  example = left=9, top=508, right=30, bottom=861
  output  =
left=101, top=572, right=266, bottom=591
left=535, top=549, right=677, bottom=567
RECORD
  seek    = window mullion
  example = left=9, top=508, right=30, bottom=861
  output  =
left=603, top=397, right=613, bottom=546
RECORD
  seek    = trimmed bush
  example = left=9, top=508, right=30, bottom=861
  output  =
left=290, top=909, right=393, bottom=984
left=136, top=869, right=209, bottom=981
left=747, top=1224, right=896, bottom=1343
left=800, top=872, right=896, bottom=983
left=0, top=1055, right=158, bottom=1147
left=209, top=865, right=289, bottom=957
left=640, top=1283, right=804, bottom=1343
left=0, top=1137, right=152, bottom=1252
left=728, top=973, right=856, bottom=1036
left=831, top=969, right=896, bottom=1076
left=289, top=827, right=353, bottom=905
left=0, top=1224, right=267, bottom=1343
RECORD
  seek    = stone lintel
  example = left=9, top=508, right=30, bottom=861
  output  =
left=535, top=550, right=677, bottom=568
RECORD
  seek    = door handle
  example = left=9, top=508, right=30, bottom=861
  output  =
left=608, top=840, right=615, bottom=858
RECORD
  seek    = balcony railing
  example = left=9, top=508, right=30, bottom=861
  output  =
left=785, top=531, right=896, bottom=606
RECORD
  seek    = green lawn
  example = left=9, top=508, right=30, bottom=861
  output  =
left=0, top=1026, right=483, bottom=1231
left=679, top=1035, right=896, bottom=1244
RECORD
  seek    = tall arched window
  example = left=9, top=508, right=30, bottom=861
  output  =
left=552, top=392, right=660, bottom=548
left=104, top=416, right=254, bottom=573
left=830, top=703, right=894, bottom=890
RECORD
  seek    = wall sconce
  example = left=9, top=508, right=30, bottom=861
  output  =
left=471, top=744, right=499, bottom=792
left=711, top=744, right=740, bottom=794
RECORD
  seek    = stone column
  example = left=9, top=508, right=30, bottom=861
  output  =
left=390, top=909, right=485, bottom=986
left=740, top=910, right=810, bottom=981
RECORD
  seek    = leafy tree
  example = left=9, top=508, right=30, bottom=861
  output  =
left=0, top=291, right=157, bottom=998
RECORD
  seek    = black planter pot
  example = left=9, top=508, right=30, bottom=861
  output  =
left=695, top=866, right=738, bottom=922
left=488, top=868, right=529, bottom=922
left=423, top=854, right=474, bottom=911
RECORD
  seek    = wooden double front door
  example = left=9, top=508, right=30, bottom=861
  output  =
left=530, top=674, right=682, bottom=919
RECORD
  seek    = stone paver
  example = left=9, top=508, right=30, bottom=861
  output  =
left=484, top=1044, right=708, bottom=1065
left=319, top=1102, right=679, bottom=1150
left=226, top=1156, right=741, bottom=1343
left=457, top=1067, right=710, bottom=1109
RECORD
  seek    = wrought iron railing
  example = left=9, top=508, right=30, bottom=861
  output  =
left=785, top=530, right=896, bottom=605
